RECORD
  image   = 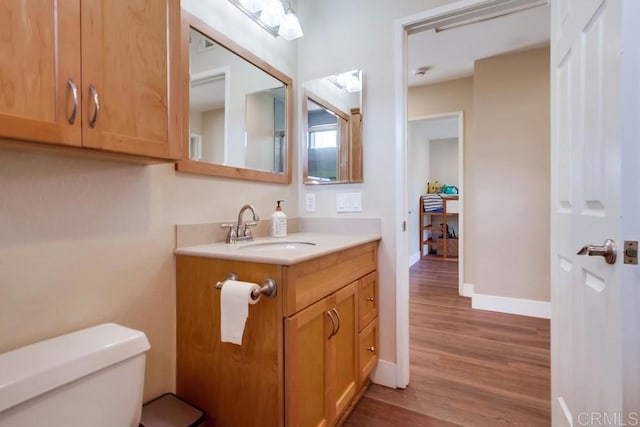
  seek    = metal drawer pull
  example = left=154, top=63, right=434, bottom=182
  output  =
left=332, top=308, right=341, bottom=336
left=367, top=297, right=374, bottom=302
left=88, top=84, right=100, bottom=128
left=67, top=79, right=78, bottom=125
left=327, top=310, right=337, bottom=339
left=367, top=346, right=375, bottom=353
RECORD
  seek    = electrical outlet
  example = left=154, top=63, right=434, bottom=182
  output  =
left=305, top=193, right=316, bottom=212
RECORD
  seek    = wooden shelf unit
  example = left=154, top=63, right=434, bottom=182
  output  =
left=420, top=195, right=459, bottom=262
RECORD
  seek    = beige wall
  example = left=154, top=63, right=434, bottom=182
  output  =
left=409, top=77, right=475, bottom=280
left=0, top=0, right=298, bottom=402
left=472, top=47, right=550, bottom=301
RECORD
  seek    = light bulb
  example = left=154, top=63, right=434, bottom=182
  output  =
left=260, top=0, right=285, bottom=27
left=238, top=0, right=263, bottom=13
left=278, top=8, right=303, bottom=40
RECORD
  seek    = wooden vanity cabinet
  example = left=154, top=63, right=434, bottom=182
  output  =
left=176, top=241, right=378, bottom=427
left=285, top=282, right=358, bottom=427
left=0, top=0, right=181, bottom=160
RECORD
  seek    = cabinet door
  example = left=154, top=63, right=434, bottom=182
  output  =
left=80, top=0, right=181, bottom=159
left=330, top=282, right=358, bottom=421
left=285, top=297, right=332, bottom=427
left=0, top=0, right=81, bottom=146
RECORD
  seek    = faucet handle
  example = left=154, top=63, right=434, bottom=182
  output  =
left=243, top=222, right=258, bottom=238
left=220, top=223, right=237, bottom=244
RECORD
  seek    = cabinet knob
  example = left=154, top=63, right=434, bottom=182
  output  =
left=367, top=297, right=374, bottom=302
left=367, top=346, right=375, bottom=353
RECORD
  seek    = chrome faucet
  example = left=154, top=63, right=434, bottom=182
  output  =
left=220, top=204, right=259, bottom=244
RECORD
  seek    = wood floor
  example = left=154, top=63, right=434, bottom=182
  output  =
left=345, top=259, right=550, bottom=426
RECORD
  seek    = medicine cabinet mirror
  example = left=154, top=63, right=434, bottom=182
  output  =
left=176, top=12, right=293, bottom=183
left=302, top=70, right=363, bottom=184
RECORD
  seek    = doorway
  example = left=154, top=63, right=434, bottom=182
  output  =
left=394, top=0, right=550, bottom=389
left=407, top=113, right=464, bottom=291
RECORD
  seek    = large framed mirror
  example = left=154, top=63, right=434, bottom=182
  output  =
left=302, top=70, right=363, bottom=184
left=176, top=11, right=293, bottom=183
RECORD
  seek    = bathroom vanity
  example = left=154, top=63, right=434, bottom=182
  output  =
left=175, top=233, right=379, bottom=426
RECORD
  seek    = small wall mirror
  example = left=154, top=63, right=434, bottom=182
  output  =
left=302, top=70, right=363, bottom=184
left=176, top=12, right=293, bottom=183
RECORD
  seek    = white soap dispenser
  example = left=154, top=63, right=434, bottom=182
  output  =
left=271, top=200, right=287, bottom=238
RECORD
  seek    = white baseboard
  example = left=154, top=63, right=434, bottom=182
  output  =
left=461, top=283, right=474, bottom=298
left=370, top=359, right=397, bottom=388
left=472, top=293, right=551, bottom=319
left=409, top=252, right=421, bottom=266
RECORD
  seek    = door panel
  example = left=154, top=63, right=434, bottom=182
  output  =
left=0, top=0, right=81, bottom=146
left=285, top=298, right=331, bottom=427
left=332, top=282, right=357, bottom=420
left=81, top=0, right=181, bottom=158
left=551, top=0, right=625, bottom=425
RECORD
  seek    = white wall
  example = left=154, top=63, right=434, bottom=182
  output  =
left=298, top=0, right=457, bottom=364
left=430, top=138, right=458, bottom=187
left=0, top=0, right=298, bottom=402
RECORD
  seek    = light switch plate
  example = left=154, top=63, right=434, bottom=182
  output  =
left=336, top=192, right=362, bottom=212
left=305, top=193, right=316, bottom=212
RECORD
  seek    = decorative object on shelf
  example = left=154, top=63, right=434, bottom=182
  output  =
left=442, top=185, right=459, bottom=194
left=427, top=181, right=441, bottom=193
left=229, top=0, right=304, bottom=40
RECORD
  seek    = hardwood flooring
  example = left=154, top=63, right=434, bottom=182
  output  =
left=344, top=259, right=550, bottom=426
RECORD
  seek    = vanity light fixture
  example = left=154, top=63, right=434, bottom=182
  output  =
left=229, top=0, right=304, bottom=40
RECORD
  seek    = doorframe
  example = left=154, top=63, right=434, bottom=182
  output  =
left=407, top=111, right=464, bottom=295
left=393, top=0, right=547, bottom=389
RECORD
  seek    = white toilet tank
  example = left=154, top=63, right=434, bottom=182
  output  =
left=0, top=323, right=150, bottom=427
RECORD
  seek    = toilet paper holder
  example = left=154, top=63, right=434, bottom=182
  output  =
left=215, top=272, right=277, bottom=301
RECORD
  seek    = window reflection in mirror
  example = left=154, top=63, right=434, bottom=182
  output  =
left=303, top=70, right=363, bottom=184
left=183, top=27, right=289, bottom=178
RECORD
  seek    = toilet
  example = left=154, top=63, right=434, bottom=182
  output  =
left=0, top=323, right=150, bottom=427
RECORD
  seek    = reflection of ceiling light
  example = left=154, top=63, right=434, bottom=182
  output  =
left=328, top=70, right=361, bottom=93
left=228, top=0, right=304, bottom=40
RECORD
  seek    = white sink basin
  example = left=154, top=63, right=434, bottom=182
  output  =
left=238, top=241, right=316, bottom=251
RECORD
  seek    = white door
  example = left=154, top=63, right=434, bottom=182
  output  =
left=551, top=0, right=640, bottom=425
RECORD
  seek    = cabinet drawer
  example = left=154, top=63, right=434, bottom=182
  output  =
left=283, top=242, right=377, bottom=317
left=358, top=272, right=377, bottom=331
left=358, top=320, right=378, bottom=387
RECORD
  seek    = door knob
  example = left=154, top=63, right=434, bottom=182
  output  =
left=577, top=239, right=617, bottom=264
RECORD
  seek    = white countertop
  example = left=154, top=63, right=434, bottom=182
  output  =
left=174, top=232, right=381, bottom=265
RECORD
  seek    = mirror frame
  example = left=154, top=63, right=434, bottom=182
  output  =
left=176, top=11, right=293, bottom=184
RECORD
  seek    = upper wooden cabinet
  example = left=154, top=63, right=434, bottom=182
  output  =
left=0, top=0, right=181, bottom=160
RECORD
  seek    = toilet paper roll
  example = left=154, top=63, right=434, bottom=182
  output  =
left=220, top=280, right=261, bottom=345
